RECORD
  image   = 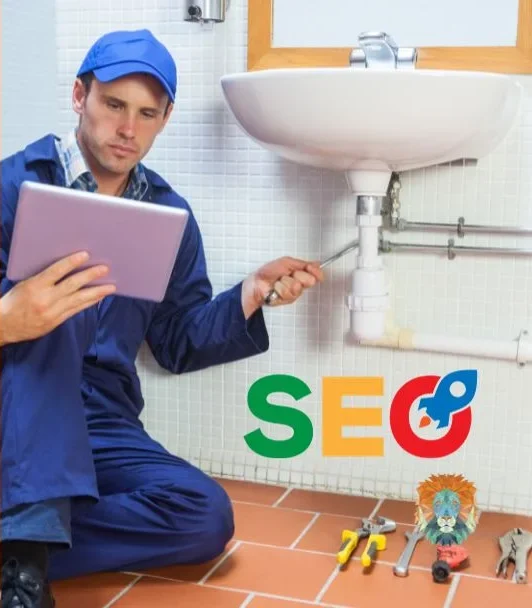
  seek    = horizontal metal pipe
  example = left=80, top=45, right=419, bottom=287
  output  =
left=381, top=240, right=532, bottom=257
left=395, top=218, right=532, bottom=237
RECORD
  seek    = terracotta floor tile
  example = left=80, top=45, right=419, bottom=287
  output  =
left=49, top=498, right=532, bottom=608
left=215, top=477, right=289, bottom=506
left=295, top=513, right=359, bottom=554
left=376, top=524, right=518, bottom=578
left=294, top=514, right=436, bottom=572
left=476, top=510, right=532, bottom=536
left=248, top=597, right=317, bottom=607
left=277, top=489, right=377, bottom=518
left=204, top=543, right=337, bottom=601
left=51, top=572, right=136, bottom=608
left=369, top=524, right=435, bottom=570
left=373, top=499, right=417, bottom=525
left=233, top=502, right=316, bottom=546
left=113, top=578, right=247, bottom=607
left=132, top=541, right=236, bottom=582
left=451, top=575, right=532, bottom=607
left=384, top=526, right=527, bottom=582
left=322, top=562, right=450, bottom=607
left=459, top=532, right=517, bottom=580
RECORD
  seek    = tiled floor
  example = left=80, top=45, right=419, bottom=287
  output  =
left=51, top=478, right=532, bottom=607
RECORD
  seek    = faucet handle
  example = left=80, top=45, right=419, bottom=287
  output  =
left=350, top=31, right=417, bottom=70
left=359, top=31, right=399, bottom=49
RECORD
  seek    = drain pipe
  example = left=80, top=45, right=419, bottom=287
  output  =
left=358, top=312, right=532, bottom=366
left=346, top=193, right=389, bottom=341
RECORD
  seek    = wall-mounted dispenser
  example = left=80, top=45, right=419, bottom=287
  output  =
left=185, top=0, right=229, bottom=23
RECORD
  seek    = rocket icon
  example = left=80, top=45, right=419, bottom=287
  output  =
left=417, top=370, right=478, bottom=429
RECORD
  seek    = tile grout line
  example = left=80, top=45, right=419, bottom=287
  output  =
left=124, top=537, right=528, bottom=585
left=272, top=487, right=293, bottom=506
left=220, top=480, right=532, bottom=521
left=239, top=592, right=256, bottom=607
left=313, top=565, right=341, bottom=605
left=368, top=497, right=384, bottom=519
left=290, top=512, right=321, bottom=549
left=117, top=574, right=351, bottom=608
left=198, top=540, right=242, bottom=585
left=102, top=574, right=143, bottom=608
left=117, top=557, right=528, bottom=608
left=442, top=573, right=461, bottom=608
left=120, top=533, right=532, bottom=598
left=233, top=499, right=405, bottom=524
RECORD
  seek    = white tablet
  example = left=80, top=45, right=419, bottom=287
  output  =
left=6, top=180, right=189, bottom=302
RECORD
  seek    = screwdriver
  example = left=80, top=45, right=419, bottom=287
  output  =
left=264, top=238, right=359, bottom=305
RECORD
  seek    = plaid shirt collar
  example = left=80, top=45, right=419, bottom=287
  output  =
left=54, top=129, right=148, bottom=201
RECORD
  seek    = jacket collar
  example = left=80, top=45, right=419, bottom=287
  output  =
left=23, top=133, right=173, bottom=192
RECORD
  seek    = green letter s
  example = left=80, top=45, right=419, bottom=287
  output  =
left=244, top=374, right=313, bottom=458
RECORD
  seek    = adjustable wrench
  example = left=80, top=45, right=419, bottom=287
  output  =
left=393, top=525, right=425, bottom=577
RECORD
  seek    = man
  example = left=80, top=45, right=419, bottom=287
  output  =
left=0, top=29, right=323, bottom=607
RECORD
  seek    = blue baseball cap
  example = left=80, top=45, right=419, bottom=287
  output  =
left=77, top=29, right=177, bottom=102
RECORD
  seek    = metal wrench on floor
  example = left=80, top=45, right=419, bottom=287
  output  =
left=264, top=239, right=359, bottom=305
left=393, top=525, right=425, bottom=577
left=496, top=527, right=532, bottom=584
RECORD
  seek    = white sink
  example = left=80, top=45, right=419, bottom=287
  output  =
left=220, top=63, right=523, bottom=342
left=220, top=68, right=523, bottom=195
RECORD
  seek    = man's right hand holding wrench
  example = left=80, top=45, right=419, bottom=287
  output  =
left=264, top=239, right=359, bottom=305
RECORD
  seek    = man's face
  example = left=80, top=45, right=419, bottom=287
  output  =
left=73, top=73, right=172, bottom=178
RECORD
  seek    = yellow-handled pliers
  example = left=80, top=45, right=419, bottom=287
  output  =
left=337, top=525, right=370, bottom=566
left=337, top=516, right=396, bottom=568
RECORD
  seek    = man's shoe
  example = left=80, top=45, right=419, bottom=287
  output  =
left=1, top=558, right=55, bottom=608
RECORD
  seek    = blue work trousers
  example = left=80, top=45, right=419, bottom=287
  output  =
left=1, top=314, right=234, bottom=581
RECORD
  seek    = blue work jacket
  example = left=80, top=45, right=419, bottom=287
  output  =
left=1, top=134, right=270, bottom=426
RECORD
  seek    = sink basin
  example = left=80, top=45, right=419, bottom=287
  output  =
left=220, top=68, right=523, bottom=195
left=220, top=65, right=523, bottom=342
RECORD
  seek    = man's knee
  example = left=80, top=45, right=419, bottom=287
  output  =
left=148, top=474, right=234, bottom=563
left=195, top=478, right=234, bottom=560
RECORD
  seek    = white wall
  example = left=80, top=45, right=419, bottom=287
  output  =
left=1, top=0, right=59, bottom=159
left=273, top=0, right=521, bottom=47
left=52, top=0, right=532, bottom=514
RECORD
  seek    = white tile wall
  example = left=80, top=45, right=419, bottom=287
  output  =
left=53, top=0, right=532, bottom=515
left=1, top=0, right=59, bottom=158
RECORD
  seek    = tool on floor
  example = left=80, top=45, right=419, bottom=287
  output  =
left=360, top=516, right=397, bottom=568
left=337, top=522, right=370, bottom=566
left=264, top=238, right=359, bottom=305
left=431, top=544, right=470, bottom=583
left=496, top=527, right=532, bottom=584
left=393, top=525, right=425, bottom=577
left=337, top=516, right=396, bottom=568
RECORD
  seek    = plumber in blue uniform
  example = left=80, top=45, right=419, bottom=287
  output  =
left=0, top=29, right=324, bottom=607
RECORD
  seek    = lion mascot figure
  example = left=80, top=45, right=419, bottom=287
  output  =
left=415, top=474, right=479, bottom=546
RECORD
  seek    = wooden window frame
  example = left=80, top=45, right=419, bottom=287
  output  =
left=248, top=0, right=532, bottom=73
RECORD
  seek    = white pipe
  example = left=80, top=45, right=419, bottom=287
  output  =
left=358, top=313, right=531, bottom=365
left=347, top=199, right=389, bottom=341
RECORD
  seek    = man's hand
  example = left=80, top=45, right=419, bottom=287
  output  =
left=0, top=251, right=116, bottom=346
left=241, top=256, right=324, bottom=319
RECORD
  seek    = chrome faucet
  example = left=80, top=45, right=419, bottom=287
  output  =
left=350, top=32, right=417, bottom=69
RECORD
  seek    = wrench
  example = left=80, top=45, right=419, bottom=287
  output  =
left=393, top=526, right=425, bottom=577
left=264, top=239, right=359, bottom=305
